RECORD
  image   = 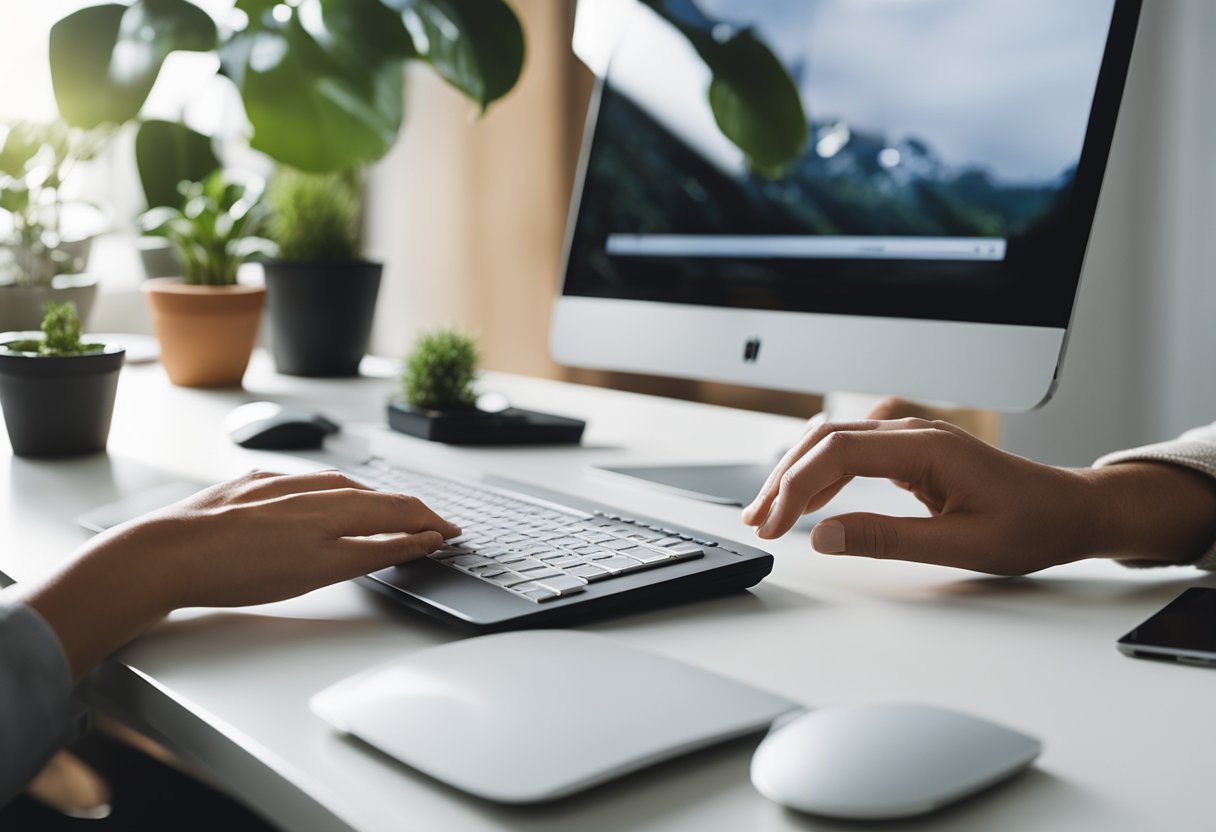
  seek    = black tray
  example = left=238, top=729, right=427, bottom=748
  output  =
left=387, top=402, right=585, bottom=445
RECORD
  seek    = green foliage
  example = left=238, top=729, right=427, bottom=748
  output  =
left=637, top=0, right=808, bottom=178
left=402, top=328, right=479, bottom=411
left=50, top=0, right=525, bottom=174
left=136, top=120, right=220, bottom=209
left=138, top=171, right=275, bottom=285
left=0, top=121, right=111, bottom=287
left=4, top=302, right=102, bottom=356
left=266, top=169, right=361, bottom=262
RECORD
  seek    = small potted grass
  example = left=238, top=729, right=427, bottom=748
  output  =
left=263, top=168, right=381, bottom=377
left=389, top=328, right=585, bottom=444
left=0, top=301, right=124, bottom=456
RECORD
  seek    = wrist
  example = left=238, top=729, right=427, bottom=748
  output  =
left=1077, top=462, right=1216, bottom=564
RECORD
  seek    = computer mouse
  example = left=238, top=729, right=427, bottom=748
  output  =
left=225, top=401, right=340, bottom=450
left=749, top=703, right=1041, bottom=820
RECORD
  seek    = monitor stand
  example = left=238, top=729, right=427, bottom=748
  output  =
left=595, top=463, right=773, bottom=506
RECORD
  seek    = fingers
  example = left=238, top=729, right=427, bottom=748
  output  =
left=755, top=428, right=950, bottom=540
left=247, top=470, right=373, bottom=502
left=325, top=531, right=448, bottom=583
left=743, top=414, right=868, bottom=525
left=291, top=489, right=461, bottom=539
left=811, top=513, right=963, bottom=562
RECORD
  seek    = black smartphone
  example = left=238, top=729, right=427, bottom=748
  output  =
left=1118, top=587, right=1216, bottom=666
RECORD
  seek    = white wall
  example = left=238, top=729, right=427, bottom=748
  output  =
left=1002, top=0, right=1216, bottom=465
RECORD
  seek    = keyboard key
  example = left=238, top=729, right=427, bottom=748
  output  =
left=596, top=555, right=645, bottom=574
left=486, top=571, right=531, bottom=587
left=525, top=567, right=563, bottom=580
left=622, top=547, right=672, bottom=565
left=523, top=587, right=560, bottom=602
left=566, top=564, right=610, bottom=581
left=602, top=539, right=637, bottom=551
left=655, top=536, right=686, bottom=548
left=535, top=575, right=588, bottom=595
left=666, top=542, right=704, bottom=557
left=451, top=555, right=494, bottom=570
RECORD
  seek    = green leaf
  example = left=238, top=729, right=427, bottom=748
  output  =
left=50, top=0, right=217, bottom=129
left=637, top=1, right=807, bottom=178
left=135, top=120, right=221, bottom=208
left=387, top=0, right=524, bottom=111
left=0, top=123, right=44, bottom=178
left=704, top=32, right=808, bottom=178
left=223, top=4, right=407, bottom=171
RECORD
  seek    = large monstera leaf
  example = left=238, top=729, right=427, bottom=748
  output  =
left=48, top=0, right=525, bottom=173
left=220, top=0, right=413, bottom=172
left=386, top=0, right=525, bottom=113
left=50, top=0, right=217, bottom=129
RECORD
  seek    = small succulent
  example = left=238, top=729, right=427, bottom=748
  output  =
left=138, top=171, right=274, bottom=285
left=4, top=301, right=102, bottom=356
left=402, top=328, right=479, bottom=411
left=266, top=168, right=361, bottom=262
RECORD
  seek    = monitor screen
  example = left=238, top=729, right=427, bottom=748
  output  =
left=560, top=0, right=1130, bottom=329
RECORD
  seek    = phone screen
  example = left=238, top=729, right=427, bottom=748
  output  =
left=1118, top=587, right=1216, bottom=665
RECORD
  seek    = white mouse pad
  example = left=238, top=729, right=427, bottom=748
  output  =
left=311, top=630, right=801, bottom=803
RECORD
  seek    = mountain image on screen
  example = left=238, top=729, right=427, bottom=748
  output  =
left=586, top=88, right=1074, bottom=245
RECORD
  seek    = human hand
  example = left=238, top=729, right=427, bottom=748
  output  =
left=19, top=470, right=459, bottom=678
left=125, top=469, right=461, bottom=609
left=742, top=417, right=1216, bottom=576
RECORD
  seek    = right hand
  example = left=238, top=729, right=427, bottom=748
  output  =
left=742, top=416, right=1099, bottom=575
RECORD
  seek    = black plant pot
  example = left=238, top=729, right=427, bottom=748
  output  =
left=0, top=344, right=125, bottom=457
left=264, top=259, right=382, bottom=377
left=387, top=401, right=586, bottom=445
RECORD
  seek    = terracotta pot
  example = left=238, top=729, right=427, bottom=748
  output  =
left=143, top=279, right=265, bottom=388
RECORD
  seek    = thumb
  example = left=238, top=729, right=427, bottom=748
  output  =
left=812, top=513, right=962, bottom=562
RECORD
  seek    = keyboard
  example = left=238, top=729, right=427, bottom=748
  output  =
left=344, top=458, right=774, bottom=631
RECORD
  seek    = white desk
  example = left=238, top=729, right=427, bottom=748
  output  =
left=1, top=354, right=1212, bottom=832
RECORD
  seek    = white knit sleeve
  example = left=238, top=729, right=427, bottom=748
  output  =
left=1093, top=422, right=1216, bottom=569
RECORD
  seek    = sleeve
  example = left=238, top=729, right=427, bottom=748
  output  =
left=0, top=596, right=88, bottom=808
left=1093, top=422, right=1216, bottom=570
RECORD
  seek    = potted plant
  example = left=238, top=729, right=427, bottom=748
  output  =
left=0, top=301, right=124, bottom=457
left=138, top=171, right=274, bottom=388
left=389, top=328, right=584, bottom=445
left=0, top=121, right=110, bottom=331
left=263, top=169, right=380, bottom=376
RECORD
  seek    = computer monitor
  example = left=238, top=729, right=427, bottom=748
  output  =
left=552, top=0, right=1140, bottom=416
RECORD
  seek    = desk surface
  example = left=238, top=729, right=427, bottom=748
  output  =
left=1, top=354, right=1212, bottom=832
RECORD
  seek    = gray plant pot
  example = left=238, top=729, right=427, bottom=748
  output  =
left=263, top=260, right=381, bottom=377
left=0, top=341, right=125, bottom=457
left=0, top=274, right=100, bottom=332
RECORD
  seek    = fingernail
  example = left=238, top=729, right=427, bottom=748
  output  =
left=813, top=520, right=846, bottom=554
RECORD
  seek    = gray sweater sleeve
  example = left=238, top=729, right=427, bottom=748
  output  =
left=0, top=596, right=88, bottom=807
left=1093, top=422, right=1216, bottom=570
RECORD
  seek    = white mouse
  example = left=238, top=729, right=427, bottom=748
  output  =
left=750, top=703, right=1041, bottom=820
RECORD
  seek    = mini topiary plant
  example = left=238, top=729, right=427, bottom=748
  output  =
left=4, top=301, right=103, bottom=356
left=266, top=168, right=360, bottom=262
left=402, top=328, right=479, bottom=411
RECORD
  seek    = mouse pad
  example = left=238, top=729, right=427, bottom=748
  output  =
left=311, top=630, right=802, bottom=803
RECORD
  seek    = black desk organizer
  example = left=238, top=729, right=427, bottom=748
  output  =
left=387, top=402, right=585, bottom=445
